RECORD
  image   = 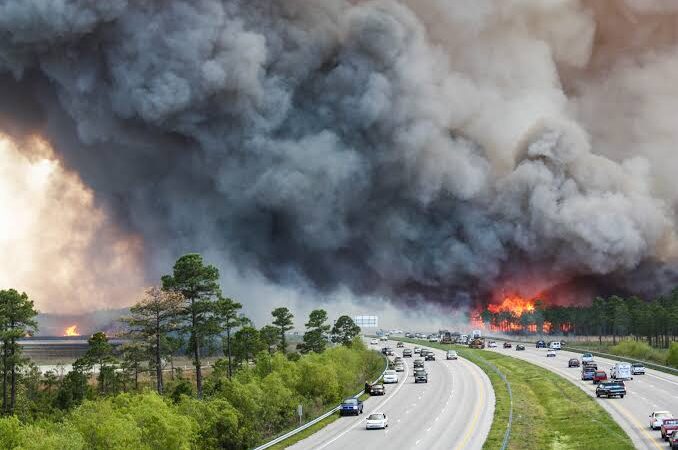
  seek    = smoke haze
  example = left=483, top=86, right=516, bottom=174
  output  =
left=2, top=0, right=678, bottom=323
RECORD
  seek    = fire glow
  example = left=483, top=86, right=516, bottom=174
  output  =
left=64, top=325, right=79, bottom=337
left=487, top=295, right=536, bottom=316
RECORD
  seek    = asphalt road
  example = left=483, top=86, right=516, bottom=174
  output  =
left=491, top=341, right=678, bottom=449
left=289, top=340, right=494, bottom=450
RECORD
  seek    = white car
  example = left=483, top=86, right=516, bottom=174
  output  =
left=631, top=363, right=646, bottom=375
left=581, top=353, right=594, bottom=363
left=383, top=370, right=399, bottom=384
left=446, top=350, right=458, bottom=360
left=488, top=341, right=497, bottom=348
left=649, top=411, right=672, bottom=429
left=370, top=338, right=379, bottom=345
left=546, top=350, right=557, bottom=357
left=366, top=413, right=388, bottom=429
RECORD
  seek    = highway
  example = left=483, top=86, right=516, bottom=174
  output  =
left=289, top=340, right=494, bottom=450
left=492, top=341, right=678, bottom=449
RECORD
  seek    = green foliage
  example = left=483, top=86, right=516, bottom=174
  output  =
left=177, top=397, right=240, bottom=449
left=259, top=325, right=279, bottom=353
left=666, top=342, right=678, bottom=368
left=330, top=315, right=361, bottom=347
left=299, top=309, right=330, bottom=354
left=271, top=307, right=294, bottom=354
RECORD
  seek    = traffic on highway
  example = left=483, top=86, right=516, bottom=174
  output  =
left=289, top=338, right=494, bottom=450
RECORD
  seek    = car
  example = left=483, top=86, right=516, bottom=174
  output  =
left=403, top=348, right=413, bottom=357
left=549, top=341, right=561, bottom=350
left=428, top=335, right=438, bottom=343
left=592, top=370, right=608, bottom=384
left=669, top=431, right=678, bottom=449
left=413, top=359, right=425, bottom=369
left=582, top=361, right=598, bottom=370
left=446, top=350, right=458, bottom=360
left=536, top=340, right=546, bottom=348
left=662, top=419, right=678, bottom=441
left=386, top=348, right=395, bottom=356
left=381, top=347, right=388, bottom=355
left=370, top=338, right=379, bottom=345
left=369, top=384, right=385, bottom=396
left=488, top=341, right=498, bottom=348
left=420, top=349, right=430, bottom=357
left=383, top=370, right=399, bottom=384
left=414, top=369, right=428, bottom=383
left=425, top=352, right=436, bottom=361
left=595, top=381, right=626, bottom=398
left=631, top=363, right=646, bottom=375
left=414, top=347, right=421, bottom=354
left=396, top=342, right=404, bottom=348
left=568, top=358, right=580, bottom=368
left=581, top=367, right=596, bottom=381
left=546, top=349, right=556, bottom=357
left=516, top=344, right=526, bottom=351
left=503, top=342, right=512, bottom=348
left=366, top=413, right=388, bottom=429
left=395, top=363, right=405, bottom=372
left=379, top=336, right=388, bottom=342
left=581, top=353, right=594, bottom=363
left=649, top=411, right=672, bottom=430
left=340, top=398, right=363, bottom=415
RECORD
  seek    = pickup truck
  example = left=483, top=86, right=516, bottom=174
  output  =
left=340, top=398, right=363, bottom=415
left=595, top=381, right=626, bottom=398
left=661, top=419, right=678, bottom=441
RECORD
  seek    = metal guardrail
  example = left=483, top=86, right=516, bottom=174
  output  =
left=562, top=345, right=678, bottom=375
left=469, top=352, right=513, bottom=450
left=253, top=353, right=389, bottom=450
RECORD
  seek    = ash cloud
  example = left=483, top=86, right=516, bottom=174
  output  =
left=2, top=0, right=678, bottom=316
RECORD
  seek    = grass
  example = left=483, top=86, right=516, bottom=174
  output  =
left=395, top=338, right=634, bottom=450
left=268, top=411, right=341, bottom=450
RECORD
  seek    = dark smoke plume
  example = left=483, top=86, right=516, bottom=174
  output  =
left=2, top=0, right=678, bottom=316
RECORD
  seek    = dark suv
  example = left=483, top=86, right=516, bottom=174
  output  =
left=536, top=340, right=546, bottom=348
left=414, top=369, right=428, bottom=383
left=425, top=352, right=436, bottom=361
left=595, top=381, right=626, bottom=398
left=340, top=398, right=364, bottom=415
left=414, top=359, right=425, bottom=369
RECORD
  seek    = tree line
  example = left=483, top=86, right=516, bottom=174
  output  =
left=480, top=293, right=678, bottom=347
left=0, top=253, right=376, bottom=449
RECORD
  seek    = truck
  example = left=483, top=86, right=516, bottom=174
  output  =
left=661, top=419, right=678, bottom=441
left=611, top=362, right=632, bottom=380
left=471, top=330, right=482, bottom=339
left=440, top=331, right=454, bottom=344
left=458, top=334, right=469, bottom=345
left=469, top=338, right=485, bottom=349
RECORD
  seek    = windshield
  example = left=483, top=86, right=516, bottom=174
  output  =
left=415, top=371, right=426, bottom=376
left=664, top=420, right=678, bottom=425
left=384, top=370, right=396, bottom=375
left=583, top=353, right=592, bottom=357
left=343, top=398, right=357, bottom=405
left=656, top=412, right=671, bottom=418
left=368, top=414, right=385, bottom=420
left=632, top=363, right=643, bottom=367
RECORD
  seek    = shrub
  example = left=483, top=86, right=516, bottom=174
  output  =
left=668, top=342, right=678, bottom=368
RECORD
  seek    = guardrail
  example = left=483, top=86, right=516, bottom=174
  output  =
left=253, top=353, right=389, bottom=450
left=562, top=345, right=678, bottom=375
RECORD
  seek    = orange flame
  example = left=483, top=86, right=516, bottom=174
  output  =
left=487, top=295, right=535, bottom=316
left=64, top=325, right=79, bottom=337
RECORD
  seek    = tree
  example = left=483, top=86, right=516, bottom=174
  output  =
left=214, top=297, right=242, bottom=379
left=271, top=308, right=294, bottom=354
left=0, top=289, right=38, bottom=415
left=331, top=316, right=361, bottom=347
left=299, top=309, right=330, bottom=354
left=232, top=327, right=266, bottom=365
left=122, top=286, right=184, bottom=394
left=259, top=325, right=280, bottom=354
left=120, top=342, right=147, bottom=391
left=78, top=331, right=116, bottom=394
left=162, top=254, right=221, bottom=398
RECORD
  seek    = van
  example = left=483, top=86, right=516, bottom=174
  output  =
left=549, top=341, right=561, bottom=350
left=611, top=362, right=632, bottom=380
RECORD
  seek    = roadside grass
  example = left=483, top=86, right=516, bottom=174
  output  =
left=395, top=338, right=634, bottom=450
left=268, top=411, right=341, bottom=450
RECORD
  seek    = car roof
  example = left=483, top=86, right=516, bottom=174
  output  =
left=653, top=411, right=671, bottom=415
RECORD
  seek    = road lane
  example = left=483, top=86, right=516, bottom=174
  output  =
left=491, top=341, right=678, bottom=449
left=289, top=340, right=494, bottom=450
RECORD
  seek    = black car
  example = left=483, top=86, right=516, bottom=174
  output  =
left=340, top=398, right=364, bottom=415
left=425, top=352, right=436, bottom=361
left=568, top=358, right=580, bottom=368
left=515, top=344, right=526, bottom=351
left=503, top=342, right=512, bottom=349
left=413, top=359, right=424, bottom=368
left=595, top=381, right=626, bottom=398
left=536, top=340, right=546, bottom=348
left=582, top=361, right=598, bottom=370
left=581, top=368, right=596, bottom=381
left=396, top=342, right=404, bottom=348
left=369, top=384, right=385, bottom=396
left=414, top=369, right=428, bottom=383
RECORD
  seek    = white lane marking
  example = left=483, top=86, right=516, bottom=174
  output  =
left=415, top=440, right=421, bottom=446
left=646, top=373, right=678, bottom=387
left=315, top=350, right=410, bottom=450
left=435, top=416, right=440, bottom=422
left=426, top=427, right=432, bottom=432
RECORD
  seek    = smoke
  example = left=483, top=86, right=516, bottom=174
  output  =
left=2, top=0, right=678, bottom=321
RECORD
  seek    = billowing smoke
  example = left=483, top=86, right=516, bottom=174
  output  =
left=2, top=0, right=678, bottom=321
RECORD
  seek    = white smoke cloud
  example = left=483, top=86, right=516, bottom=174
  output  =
left=0, top=0, right=677, bottom=319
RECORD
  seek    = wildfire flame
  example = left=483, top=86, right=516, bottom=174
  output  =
left=487, top=295, right=536, bottom=316
left=64, top=325, right=79, bottom=337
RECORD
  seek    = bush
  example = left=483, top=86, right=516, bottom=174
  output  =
left=608, top=340, right=667, bottom=365
left=668, top=342, right=678, bottom=368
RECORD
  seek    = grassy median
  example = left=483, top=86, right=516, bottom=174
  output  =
left=395, top=338, right=634, bottom=450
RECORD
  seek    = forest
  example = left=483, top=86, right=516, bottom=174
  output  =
left=0, top=254, right=383, bottom=449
